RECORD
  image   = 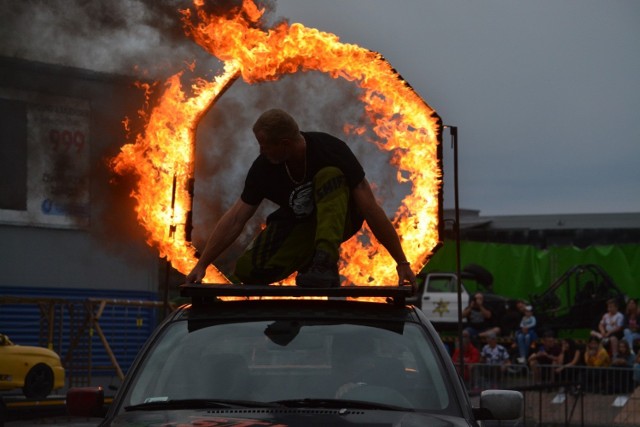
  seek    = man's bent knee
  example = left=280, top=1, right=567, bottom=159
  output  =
left=314, top=167, right=347, bottom=201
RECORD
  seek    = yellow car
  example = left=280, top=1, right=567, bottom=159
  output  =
left=0, top=333, right=65, bottom=399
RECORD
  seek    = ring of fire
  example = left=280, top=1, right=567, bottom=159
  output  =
left=112, top=0, right=443, bottom=286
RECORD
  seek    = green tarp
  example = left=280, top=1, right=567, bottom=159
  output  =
left=421, top=240, right=640, bottom=300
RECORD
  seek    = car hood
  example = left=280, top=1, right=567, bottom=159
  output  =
left=108, top=408, right=471, bottom=427
left=7, top=344, right=61, bottom=360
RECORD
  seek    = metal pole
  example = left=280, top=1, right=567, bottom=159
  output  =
left=445, top=125, right=464, bottom=376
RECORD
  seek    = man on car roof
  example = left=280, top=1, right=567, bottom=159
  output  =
left=186, top=109, right=415, bottom=288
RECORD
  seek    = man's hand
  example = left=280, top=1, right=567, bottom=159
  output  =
left=353, top=179, right=415, bottom=289
left=186, top=263, right=207, bottom=284
left=184, top=198, right=258, bottom=285
left=396, top=263, right=416, bottom=290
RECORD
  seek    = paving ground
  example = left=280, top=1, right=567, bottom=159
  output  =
left=612, top=387, right=640, bottom=425
left=518, top=387, right=640, bottom=426
left=1, top=376, right=116, bottom=426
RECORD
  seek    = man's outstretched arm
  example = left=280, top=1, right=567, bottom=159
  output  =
left=186, top=198, right=258, bottom=283
left=351, top=178, right=416, bottom=287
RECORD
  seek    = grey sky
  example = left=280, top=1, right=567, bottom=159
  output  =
left=1, top=0, right=638, bottom=216
left=274, top=0, right=640, bottom=215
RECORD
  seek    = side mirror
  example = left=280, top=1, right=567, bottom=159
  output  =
left=66, top=386, right=105, bottom=418
left=474, top=389, right=523, bottom=420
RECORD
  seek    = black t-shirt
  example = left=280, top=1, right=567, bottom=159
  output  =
left=241, top=132, right=365, bottom=220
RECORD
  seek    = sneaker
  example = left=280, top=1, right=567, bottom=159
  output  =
left=296, top=250, right=340, bottom=288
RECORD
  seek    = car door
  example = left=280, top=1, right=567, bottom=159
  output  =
left=421, top=274, right=469, bottom=324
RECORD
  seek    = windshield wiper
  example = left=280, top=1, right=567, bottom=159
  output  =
left=125, top=398, right=281, bottom=411
left=273, top=398, right=412, bottom=411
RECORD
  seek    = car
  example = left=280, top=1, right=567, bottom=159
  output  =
left=67, top=285, right=522, bottom=426
left=0, top=333, right=65, bottom=399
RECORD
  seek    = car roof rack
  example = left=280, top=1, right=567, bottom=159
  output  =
left=180, top=283, right=413, bottom=307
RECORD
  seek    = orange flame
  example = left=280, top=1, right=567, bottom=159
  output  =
left=111, top=0, right=442, bottom=285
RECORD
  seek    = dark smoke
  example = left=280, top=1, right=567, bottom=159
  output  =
left=0, top=0, right=248, bottom=78
left=0, top=0, right=280, bottom=78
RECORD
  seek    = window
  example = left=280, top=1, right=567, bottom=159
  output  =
left=125, top=319, right=455, bottom=413
left=0, top=97, right=27, bottom=211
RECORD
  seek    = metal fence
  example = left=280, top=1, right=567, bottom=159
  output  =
left=457, top=362, right=640, bottom=426
left=0, top=294, right=164, bottom=386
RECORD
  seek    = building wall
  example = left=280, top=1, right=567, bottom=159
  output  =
left=0, top=56, right=159, bottom=294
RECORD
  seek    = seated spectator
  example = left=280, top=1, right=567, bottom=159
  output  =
left=583, top=336, right=611, bottom=392
left=528, top=330, right=562, bottom=383
left=479, top=332, right=511, bottom=389
left=634, top=352, right=640, bottom=387
left=623, top=298, right=640, bottom=353
left=609, top=339, right=635, bottom=394
left=590, top=298, right=624, bottom=356
left=612, top=339, right=636, bottom=366
left=515, top=305, right=537, bottom=364
left=462, top=292, right=500, bottom=340
left=451, top=330, right=481, bottom=386
left=554, top=338, right=582, bottom=385
left=584, top=336, right=611, bottom=366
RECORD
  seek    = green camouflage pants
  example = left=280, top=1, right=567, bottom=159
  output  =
left=233, top=167, right=362, bottom=284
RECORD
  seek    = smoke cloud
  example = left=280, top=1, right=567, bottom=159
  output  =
left=0, top=0, right=225, bottom=78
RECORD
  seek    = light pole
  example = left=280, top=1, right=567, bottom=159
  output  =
left=444, top=125, right=464, bottom=374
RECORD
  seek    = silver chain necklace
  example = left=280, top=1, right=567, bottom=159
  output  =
left=284, top=146, right=307, bottom=185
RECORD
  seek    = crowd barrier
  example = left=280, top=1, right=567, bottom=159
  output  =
left=454, top=362, right=640, bottom=426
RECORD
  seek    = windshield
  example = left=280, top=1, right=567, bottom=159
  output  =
left=121, top=319, right=457, bottom=414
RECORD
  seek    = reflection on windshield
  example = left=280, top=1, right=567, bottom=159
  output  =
left=126, top=321, right=453, bottom=413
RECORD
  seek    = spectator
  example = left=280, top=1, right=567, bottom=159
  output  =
left=451, top=330, right=481, bottom=385
left=479, top=332, right=511, bottom=388
left=623, top=298, right=640, bottom=352
left=462, top=292, right=499, bottom=340
left=633, top=352, right=640, bottom=387
left=500, top=299, right=527, bottom=339
left=528, top=330, right=562, bottom=383
left=515, top=305, right=537, bottom=364
left=584, top=336, right=611, bottom=366
left=609, top=339, right=635, bottom=394
left=583, top=336, right=611, bottom=392
left=590, top=298, right=624, bottom=356
left=554, top=338, right=582, bottom=385
left=611, top=339, right=635, bottom=367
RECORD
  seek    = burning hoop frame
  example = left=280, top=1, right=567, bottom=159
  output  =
left=111, top=0, right=443, bottom=286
